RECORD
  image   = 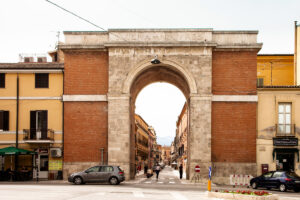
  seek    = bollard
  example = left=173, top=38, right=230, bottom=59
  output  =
left=208, top=179, right=211, bottom=191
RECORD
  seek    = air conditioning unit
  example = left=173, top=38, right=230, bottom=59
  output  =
left=50, top=148, right=62, bottom=158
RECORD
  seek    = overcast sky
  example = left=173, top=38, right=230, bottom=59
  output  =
left=0, top=0, right=299, bottom=145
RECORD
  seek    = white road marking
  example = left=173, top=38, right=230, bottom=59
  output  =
left=145, top=181, right=151, bottom=183
left=169, top=181, right=175, bottom=184
left=169, top=178, right=174, bottom=179
left=133, top=191, right=145, bottom=198
left=158, top=182, right=163, bottom=184
left=170, top=192, right=188, bottom=200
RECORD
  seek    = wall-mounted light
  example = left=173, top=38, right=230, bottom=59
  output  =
left=151, top=55, right=161, bottom=64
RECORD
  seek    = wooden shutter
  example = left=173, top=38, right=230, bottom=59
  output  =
left=3, top=111, right=9, bottom=131
left=30, top=111, right=36, bottom=139
left=41, top=111, right=48, bottom=139
left=0, top=73, right=5, bottom=88
left=0, top=111, right=3, bottom=130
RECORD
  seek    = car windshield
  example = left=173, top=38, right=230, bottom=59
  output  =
left=286, top=172, right=300, bottom=178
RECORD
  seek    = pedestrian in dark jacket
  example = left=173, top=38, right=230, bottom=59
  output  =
left=179, top=164, right=183, bottom=179
left=155, top=164, right=161, bottom=179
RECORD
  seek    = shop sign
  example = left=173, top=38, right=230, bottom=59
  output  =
left=273, top=138, right=298, bottom=146
left=39, top=149, right=48, bottom=154
left=49, top=160, right=62, bottom=170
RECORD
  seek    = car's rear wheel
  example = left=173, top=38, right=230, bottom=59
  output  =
left=109, top=177, right=119, bottom=185
left=74, top=176, right=83, bottom=185
left=279, top=184, right=286, bottom=192
left=294, top=188, right=300, bottom=192
left=251, top=182, right=258, bottom=189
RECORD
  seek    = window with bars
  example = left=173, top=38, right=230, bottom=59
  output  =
left=35, top=73, right=49, bottom=88
left=0, top=73, right=5, bottom=88
left=278, top=103, right=292, bottom=135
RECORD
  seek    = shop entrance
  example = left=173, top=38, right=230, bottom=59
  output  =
left=276, top=153, right=295, bottom=171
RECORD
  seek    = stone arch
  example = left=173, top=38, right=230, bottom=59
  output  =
left=122, top=59, right=197, bottom=95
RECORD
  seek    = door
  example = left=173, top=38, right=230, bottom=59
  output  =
left=261, top=172, right=273, bottom=188
left=276, top=153, right=294, bottom=171
left=269, top=171, right=284, bottom=188
left=99, top=166, right=114, bottom=182
left=85, top=166, right=101, bottom=182
left=30, top=111, right=48, bottom=139
left=33, top=153, right=49, bottom=179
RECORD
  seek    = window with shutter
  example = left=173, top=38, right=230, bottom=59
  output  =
left=0, top=73, right=5, bottom=88
left=35, top=73, right=49, bottom=88
left=257, top=78, right=264, bottom=87
left=0, top=111, right=9, bottom=131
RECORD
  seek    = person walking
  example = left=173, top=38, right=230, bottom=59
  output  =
left=179, top=164, right=183, bottom=179
left=155, top=164, right=161, bottom=179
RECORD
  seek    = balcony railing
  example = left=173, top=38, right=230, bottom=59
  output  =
left=23, top=129, right=54, bottom=142
left=276, top=124, right=295, bottom=136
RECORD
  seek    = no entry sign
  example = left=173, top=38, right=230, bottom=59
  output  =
left=195, top=165, right=200, bottom=173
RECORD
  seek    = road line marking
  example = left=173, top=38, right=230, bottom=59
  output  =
left=158, top=182, right=163, bottom=184
left=170, top=192, right=188, bottom=200
left=133, top=191, right=144, bottom=198
left=169, top=181, right=175, bottom=184
left=145, top=181, right=151, bottom=183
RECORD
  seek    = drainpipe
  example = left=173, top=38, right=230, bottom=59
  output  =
left=15, top=74, right=19, bottom=171
left=295, top=21, right=298, bottom=85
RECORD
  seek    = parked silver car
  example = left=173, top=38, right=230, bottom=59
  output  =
left=68, top=165, right=125, bottom=185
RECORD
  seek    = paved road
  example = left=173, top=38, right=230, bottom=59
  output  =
left=1, top=166, right=300, bottom=200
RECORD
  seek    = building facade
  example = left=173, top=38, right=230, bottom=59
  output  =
left=257, top=54, right=294, bottom=86
left=135, top=114, right=150, bottom=171
left=161, top=146, right=171, bottom=165
left=257, top=86, right=300, bottom=175
left=0, top=58, right=63, bottom=180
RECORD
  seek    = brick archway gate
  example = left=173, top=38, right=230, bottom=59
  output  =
left=61, top=29, right=261, bottom=184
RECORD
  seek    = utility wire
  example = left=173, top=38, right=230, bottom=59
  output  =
left=45, top=0, right=127, bottom=41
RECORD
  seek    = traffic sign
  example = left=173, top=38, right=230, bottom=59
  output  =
left=195, top=165, right=200, bottom=173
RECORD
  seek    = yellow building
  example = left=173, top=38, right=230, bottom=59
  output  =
left=257, top=54, right=294, bottom=86
left=135, top=114, right=150, bottom=172
left=257, top=86, right=300, bottom=176
left=296, top=22, right=300, bottom=85
left=0, top=61, right=63, bottom=180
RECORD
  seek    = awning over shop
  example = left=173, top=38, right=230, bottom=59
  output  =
left=273, top=148, right=299, bottom=162
left=0, top=147, right=36, bottom=155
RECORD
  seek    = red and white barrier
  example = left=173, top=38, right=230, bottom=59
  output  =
left=230, top=174, right=253, bottom=186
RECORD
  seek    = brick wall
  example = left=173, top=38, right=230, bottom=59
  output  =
left=64, top=51, right=108, bottom=94
left=63, top=50, right=108, bottom=163
left=64, top=102, right=108, bottom=162
left=211, top=51, right=257, bottom=163
left=212, top=51, right=257, bottom=95
left=212, top=101, right=256, bottom=163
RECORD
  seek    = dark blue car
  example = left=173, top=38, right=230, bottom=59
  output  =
left=250, top=171, right=300, bottom=192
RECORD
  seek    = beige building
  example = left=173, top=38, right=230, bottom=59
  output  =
left=257, top=86, right=300, bottom=176
left=295, top=22, right=300, bottom=85
left=161, top=146, right=171, bottom=165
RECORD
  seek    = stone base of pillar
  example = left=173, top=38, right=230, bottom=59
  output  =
left=211, top=162, right=257, bottom=185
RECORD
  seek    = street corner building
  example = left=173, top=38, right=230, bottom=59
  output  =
left=0, top=55, right=63, bottom=181
left=56, top=28, right=262, bottom=184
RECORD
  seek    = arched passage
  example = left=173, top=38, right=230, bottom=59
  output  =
left=108, top=59, right=211, bottom=181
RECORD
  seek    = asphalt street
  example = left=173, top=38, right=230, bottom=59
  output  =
left=0, top=166, right=300, bottom=200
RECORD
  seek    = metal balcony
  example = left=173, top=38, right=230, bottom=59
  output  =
left=23, top=129, right=54, bottom=143
left=276, top=124, right=295, bottom=137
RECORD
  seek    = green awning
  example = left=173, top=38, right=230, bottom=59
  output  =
left=0, top=147, right=36, bottom=155
left=273, top=148, right=299, bottom=162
